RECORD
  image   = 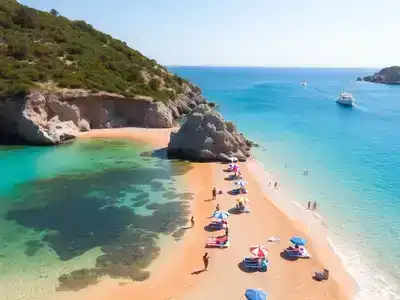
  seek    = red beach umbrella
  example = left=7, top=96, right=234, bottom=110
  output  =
left=250, top=245, right=269, bottom=257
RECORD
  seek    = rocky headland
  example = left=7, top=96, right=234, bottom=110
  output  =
left=168, top=104, right=252, bottom=162
left=361, top=66, right=400, bottom=84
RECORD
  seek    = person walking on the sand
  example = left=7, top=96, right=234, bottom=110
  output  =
left=212, top=188, right=217, bottom=200
left=191, top=216, right=195, bottom=228
left=307, top=201, right=311, bottom=210
left=203, top=252, right=209, bottom=270
left=313, top=201, right=317, bottom=211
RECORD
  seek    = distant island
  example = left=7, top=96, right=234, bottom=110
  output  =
left=358, top=66, right=400, bottom=84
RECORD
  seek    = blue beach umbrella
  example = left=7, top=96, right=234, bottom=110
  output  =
left=245, top=288, right=268, bottom=300
left=290, top=236, right=307, bottom=246
left=213, top=211, right=229, bottom=220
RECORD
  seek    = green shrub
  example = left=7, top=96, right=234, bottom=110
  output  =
left=58, top=78, right=84, bottom=89
left=5, top=83, right=31, bottom=97
left=149, top=78, right=160, bottom=91
left=7, top=42, right=29, bottom=60
left=12, top=7, right=37, bottom=29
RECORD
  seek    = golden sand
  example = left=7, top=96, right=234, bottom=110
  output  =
left=65, top=128, right=355, bottom=300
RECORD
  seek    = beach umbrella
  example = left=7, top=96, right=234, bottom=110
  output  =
left=245, top=288, right=268, bottom=300
left=290, top=236, right=307, bottom=246
left=213, top=211, right=229, bottom=220
left=250, top=246, right=269, bottom=257
left=236, top=180, right=247, bottom=187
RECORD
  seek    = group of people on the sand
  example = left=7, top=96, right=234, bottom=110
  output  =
left=307, top=201, right=317, bottom=211
left=268, top=181, right=279, bottom=189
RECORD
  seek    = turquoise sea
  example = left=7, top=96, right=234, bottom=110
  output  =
left=171, top=67, right=400, bottom=300
left=0, top=140, right=193, bottom=300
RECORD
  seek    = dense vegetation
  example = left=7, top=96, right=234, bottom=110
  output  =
left=0, top=0, right=189, bottom=100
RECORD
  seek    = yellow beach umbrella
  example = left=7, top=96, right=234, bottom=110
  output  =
left=236, top=196, right=250, bottom=203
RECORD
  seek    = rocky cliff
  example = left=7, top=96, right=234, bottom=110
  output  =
left=362, top=66, right=400, bottom=84
left=167, top=104, right=252, bottom=162
left=0, top=84, right=207, bottom=145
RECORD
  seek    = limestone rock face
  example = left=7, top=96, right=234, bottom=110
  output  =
left=167, top=104, right=252, bottom=162
left=0, top=85, right=206, bottom=145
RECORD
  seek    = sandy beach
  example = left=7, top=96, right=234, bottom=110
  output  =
left=71, top=128, right=356, bottom=300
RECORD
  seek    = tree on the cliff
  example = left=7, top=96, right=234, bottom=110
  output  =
left=50, top=8, right=59, bottom=16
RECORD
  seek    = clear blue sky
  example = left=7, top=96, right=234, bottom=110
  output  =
left=19, top=0, right=400, bottom=67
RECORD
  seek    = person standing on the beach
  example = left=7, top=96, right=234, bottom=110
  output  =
left=225, top=225, right=229, bottom=237
left=215, top=204, right=220, bottom=211
left=268, top=181, right=271, bottom=187
left=191, top=216, right=195, bottom=228
left=212, top=188, right=217, bottom=200
left=313, top=202, right=317, bottom=211
left=203, top=252, right=209, bottom=270
left=307, top=201, right=311, bottom=210
left=274, top=181, right=278, bottom=189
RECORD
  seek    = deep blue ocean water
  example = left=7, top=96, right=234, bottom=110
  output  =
left=171, top=67, right=400, bottom=299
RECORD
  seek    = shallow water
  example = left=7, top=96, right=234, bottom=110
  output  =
left=0, top=139, right=193, bottom=300
left=171, top=67, right=400, bottom=300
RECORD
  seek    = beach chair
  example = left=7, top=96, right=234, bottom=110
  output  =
left=233, top=206, right=251, bottom=213
left=208, top=221, right=226, bottom=230
left=206, top=237, right=229, bottom=248
left=284, top=247, right=311, bottom=258
left=243, top=257, right=268, bottom=271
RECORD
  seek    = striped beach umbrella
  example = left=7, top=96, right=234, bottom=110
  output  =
left=250, top=246, right=269, bottom=257
left=213, top=211, right=229, bottom=220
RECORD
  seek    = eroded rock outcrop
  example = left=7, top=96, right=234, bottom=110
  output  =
left=167, top=104, right=252, bottom=162
left=0, top=84, right=207, bottom=145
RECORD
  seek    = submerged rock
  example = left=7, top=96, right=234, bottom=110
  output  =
left=167, top=104, right=252, bottom=162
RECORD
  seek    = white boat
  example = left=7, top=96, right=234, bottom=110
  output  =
left=301, top=81, right=307, bottom=86
left=337, top=92, right=354, bottom=106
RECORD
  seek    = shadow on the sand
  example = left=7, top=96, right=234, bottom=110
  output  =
left=280, top=251, right=298, bottom=261
left=224, top=176, right=236, bottom=181
left=228, top=190, right=240, bottom=196
left=227, top=208, right=242, bottom=215
left=237, top=261, right=257, bottom=273
left=204, top=198, right=214, bottom=202
left=223, top=169, right=232, bottom=173
left=312, top=275, right=323, bottom=282
left=203, top=225, right=222, bottom=232
left=191, top=269, right=206, bottom=275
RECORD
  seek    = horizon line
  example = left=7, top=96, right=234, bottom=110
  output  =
left=166, top=65, right=381, bottom=69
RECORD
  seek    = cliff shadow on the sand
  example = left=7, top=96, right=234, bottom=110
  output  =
left=3, top=142, right=196, bottom=292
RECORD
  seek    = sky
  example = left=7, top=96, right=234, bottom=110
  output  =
left=19, top=0, right=400, bottom=67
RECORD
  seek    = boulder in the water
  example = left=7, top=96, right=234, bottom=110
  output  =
left=167, top=104, right=251, bottom=162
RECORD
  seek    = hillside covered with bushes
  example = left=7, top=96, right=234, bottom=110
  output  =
left=0, top=0, right=191, bottom=100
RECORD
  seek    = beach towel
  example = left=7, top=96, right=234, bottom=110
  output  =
left=268, top=236, right=280, bottom=244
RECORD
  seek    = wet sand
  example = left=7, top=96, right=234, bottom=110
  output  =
left=71, top=128, right=355, bottom=300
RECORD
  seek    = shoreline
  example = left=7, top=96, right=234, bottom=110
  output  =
left=68, top=127, right=355, bottom=299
